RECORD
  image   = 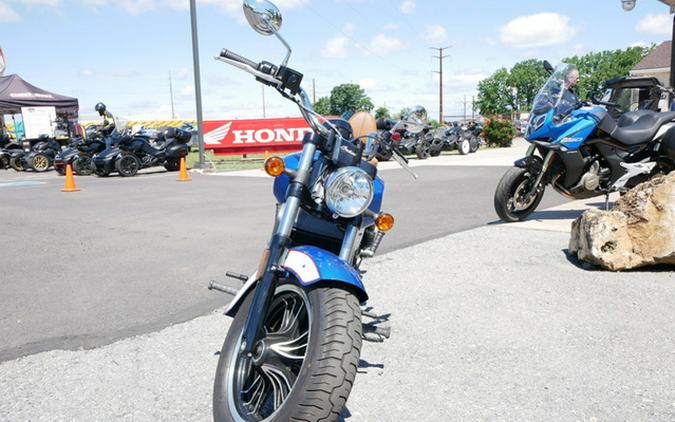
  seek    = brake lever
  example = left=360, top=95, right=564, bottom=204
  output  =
left=391, top=149, right=418, bottom=179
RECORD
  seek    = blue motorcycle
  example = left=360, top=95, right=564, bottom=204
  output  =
left=209, top=1, right=404, bottom=420
left=494, top=61, right=675, bottom=222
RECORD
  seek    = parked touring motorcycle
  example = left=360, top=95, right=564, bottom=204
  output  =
left=55, top=128, right=108, bottom=176
left=207, top=2, right=411, bottom=420
left=16, top=135, right=62, bottom=172
left=494, top=62, right=675, bottom=222
left=92, top=126, right=189, bottom=177
left=374, top=108, right=431, bottom=161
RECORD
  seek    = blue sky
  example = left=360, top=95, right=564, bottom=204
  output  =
left=2, top=0, right=673, bottom=121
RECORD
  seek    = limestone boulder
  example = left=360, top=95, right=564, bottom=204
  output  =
left=569, top=172, right=675, bottom=270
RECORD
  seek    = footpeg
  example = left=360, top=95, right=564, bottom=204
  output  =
left=208, top=280, right=239, bottom=296
left=225, top=272, right=249, bottom=283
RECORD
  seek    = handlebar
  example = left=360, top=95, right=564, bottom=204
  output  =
left=220, top=49, right=259, bottom=70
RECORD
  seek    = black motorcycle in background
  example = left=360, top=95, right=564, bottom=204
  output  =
left=92, top=126, right=190, bottom=177
left=14, top=136, right=62, bottom=172
left=55, top=127, right=109, bottom=176
left=375, top=106, right=431, bottom=161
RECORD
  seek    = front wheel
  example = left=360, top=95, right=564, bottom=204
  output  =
left=494, top=167, right=545, bottom=222
left=116, top=154, right=141, bottom=177
left=469, top=137, right=480, bottom=153
left=415, top=139, right=431, bottom=160
left=74, top=154, right=94, bottom=176
left=458, top=138, right=471, bottom=155
left=213, top=283, right=362, bottom=422
left=30, top=153, right=51, bottom=172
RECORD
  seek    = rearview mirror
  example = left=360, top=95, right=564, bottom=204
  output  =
left=543, top=60, right=554, bottom=75
left=243, top=0, right=283, bottom=36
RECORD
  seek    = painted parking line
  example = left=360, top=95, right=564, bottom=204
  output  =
left=0, top=181, right=48, bottom=188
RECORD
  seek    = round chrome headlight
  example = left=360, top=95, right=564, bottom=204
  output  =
left=325, top=167, right=374, bottom=218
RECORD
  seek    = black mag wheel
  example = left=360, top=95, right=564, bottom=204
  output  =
left=415, top=139, right=431, bottom=160
left=214, top=283, right=362, bottom=422
left=164, top=159, right=180, bottom=172
left=469, top=137, right=480, bottom=153
left=115, top=154, right=141, bottom=177
left=74, top=155, right=94, bottom=176
left=10, top=156, right=25, bottom=172
left=494, top=167, right=545, bottom=222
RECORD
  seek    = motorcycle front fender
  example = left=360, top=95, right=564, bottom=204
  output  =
left=514, top=155, right=543, bottom=173
left=224, top=245, right=368, bottom=317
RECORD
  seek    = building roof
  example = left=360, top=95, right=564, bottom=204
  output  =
left=633, top=41, right=672, bottom=71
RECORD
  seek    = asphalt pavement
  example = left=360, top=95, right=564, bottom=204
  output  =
left=1, top=222, right=672, bottom=421
left=0, top=148, right=565, bottom=361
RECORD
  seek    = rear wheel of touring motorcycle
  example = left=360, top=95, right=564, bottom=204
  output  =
left=9, top=156, right=24, bottom=172
left=74, top=155, right=94, bottom=176
left=116, top=155, right=141, bottom=177
left=213, top=283, right=362, bottom=422
left=469, top=137, right=480, bottom=153
left=494, top=167, right=545, bottom=222
left=164, top=159, right=180, bottom=172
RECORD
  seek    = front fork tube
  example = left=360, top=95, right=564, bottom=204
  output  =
left=532, top=150, right=555, bottom=191
left=239, top=142, right=317, bottom=355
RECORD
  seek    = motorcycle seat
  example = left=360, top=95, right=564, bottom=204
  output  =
left=610, top=111, right=675, bottom=146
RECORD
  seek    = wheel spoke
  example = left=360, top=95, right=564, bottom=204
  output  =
left=242, top=367, right=269, bottom=416
left=269, top=330, right=308, bottom=360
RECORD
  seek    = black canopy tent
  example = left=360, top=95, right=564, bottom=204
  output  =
left=0, top=74, right=79, bottom=117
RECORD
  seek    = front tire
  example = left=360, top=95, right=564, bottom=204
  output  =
left=458, top=138, right=470, bottom=155
left=30, top=153, right=51, bottom=172
left=74, top=154, right=94, bottom=176
left=116, top=154, right=141, bottom=177
left=469, top=137, right=480, bottom=153
left=415, top=139, right=431, bottom=160
left=494, top=167, right=545, bottom=222
left=213, top=283, right=362, bottom=422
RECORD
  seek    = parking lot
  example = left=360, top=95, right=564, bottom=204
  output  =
left=2, top=143, right=674, bottom=421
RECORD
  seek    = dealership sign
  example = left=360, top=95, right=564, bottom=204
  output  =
left=203, top=117, right=313, bottom=155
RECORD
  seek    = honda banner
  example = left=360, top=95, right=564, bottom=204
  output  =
left=203, top=117, right=312, bottom=155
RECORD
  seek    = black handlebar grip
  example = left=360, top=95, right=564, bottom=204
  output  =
left=220, top=49, right=258, bottom=69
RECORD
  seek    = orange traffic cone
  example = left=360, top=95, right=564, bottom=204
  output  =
left=176, top=156, right=191, bottom=182
left=61, top=163, right=80, bottom=192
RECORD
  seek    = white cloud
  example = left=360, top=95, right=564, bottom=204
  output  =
left=80, top=68, right=95, bottom=77
left=0, top=2, right=20, bottom=21
left=499, top=12, right=576, bottom=49
left=10, top=0, right=60, bottom=5
left=321, top=23, right=354, bottom=59
left=444, top=72, right=488, bottom=91
left=630, top=41, right=648, bottom=48
left=369, top=34, right=405, bottom=52
left=399, top=0, right=414, bottom=14
left=359, top=78, right=378, bottom=91
left=422, top=24, right=447, bottom=44
left=635, top=13, right=672, bottom=36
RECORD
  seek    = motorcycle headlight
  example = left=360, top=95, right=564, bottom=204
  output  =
left=325, top=167, right=374, bottom=218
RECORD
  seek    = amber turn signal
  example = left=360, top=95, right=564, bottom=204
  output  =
left=375, top=213, right=394, bottom=232
left=264, top=156, right=285, bottom=177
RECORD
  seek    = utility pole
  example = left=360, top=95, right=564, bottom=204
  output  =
left=189, top=0, right=205, bottom=168
left=312, top=78, right=316, bottom=104
left=472, top=95, right=475, bottom=120
left=463, top=95, right=467, bottom=122
left=262, top=85, right=266, bottom=118
left=169, top=71, right=176, bottom=120
left=431, top=46, right=451, bottom=124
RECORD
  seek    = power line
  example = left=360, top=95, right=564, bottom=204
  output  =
left=431, top=46, right=451, bottom=124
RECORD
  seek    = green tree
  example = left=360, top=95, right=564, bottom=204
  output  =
left=398, top=107, right=412, bottom=119
left=507, top=59, right=549, bottom=111
left=328, top=83, right=374, bottom=115
left=475, top=68, right=515, bottom=116
left=314, top=96, right=331, bottom=115
left=375, top=106, right=391, bottom=119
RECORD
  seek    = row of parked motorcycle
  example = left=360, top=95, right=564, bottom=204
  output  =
left=374, top=115, right=484, bottom=162
left=0, top=124, right=193, bottom=177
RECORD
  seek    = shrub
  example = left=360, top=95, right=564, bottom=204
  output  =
left=483, top=117, right=517, bottom=148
